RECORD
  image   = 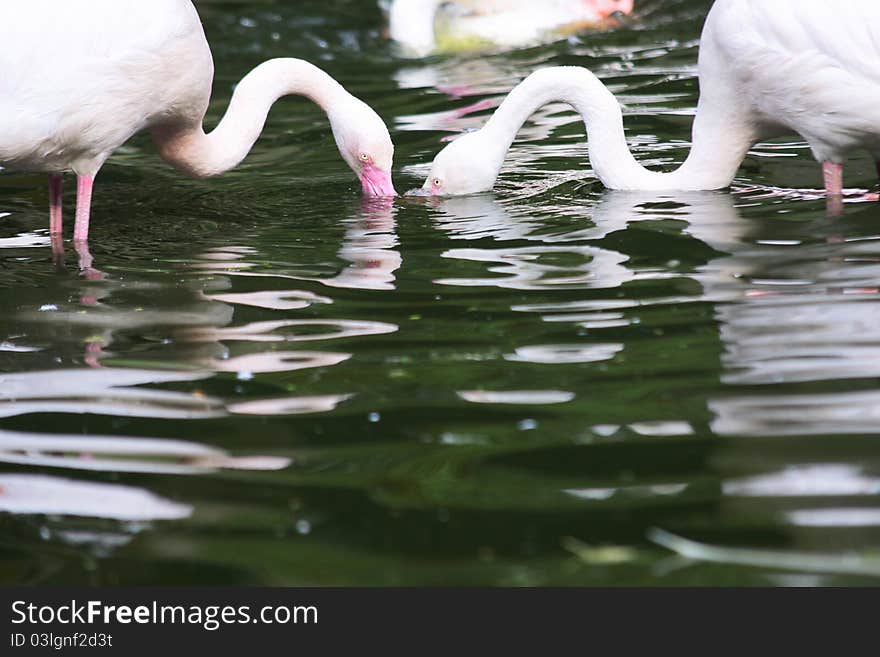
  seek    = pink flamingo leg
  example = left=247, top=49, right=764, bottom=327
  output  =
left=49, top=174, right=63, bottom=235
left=50, top=233, right=65, bottom=271
left=823, top=162, right=844, bottom=216
left=823, top=162, right=843, bottom=195
left=74, top=239, right=105, bottom=281
left=73, top=175, right=95, bottom=242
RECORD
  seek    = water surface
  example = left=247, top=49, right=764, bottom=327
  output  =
left=2, top=0, right=880, bottom=586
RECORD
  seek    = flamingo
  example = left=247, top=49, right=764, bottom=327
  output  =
left=388, top=0, right=634, bottom=57
left=0, top=0, right=397, bottom=244
left=419, top=0, right=880, bottom=202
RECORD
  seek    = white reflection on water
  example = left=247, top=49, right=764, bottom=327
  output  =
left=0, top=340, right=40, bottom=353
left=0, top=474, right=191, bottom=521
left=205, top=289, right=333, bottom=311
left=0, top=231, right=51, bottom=249
left=0, top=368, right=222, bottom=419
left=0, top=367, right=352, bottom=419
left=787, top=509, right=880, bottom=528
left=0, top=429, right=290, bottom=474
left=207, top=350, right=352, bottom=374
left=195, top=199, right=401, bottom=292
left=581, top=190, right=880, bottom=438
left=506, top=343, right=623, bottom=364
left=457, top=390, right=575, bottom=404
left=437, top=244, right=632, bottom=290
left=564, top=482, right=689, bottom=502
left=709, top=390, right=880, bottom=437
left=724, top=465, right=880, bottom=497
left=322, top=199, right=401, bottom=291
left=228, top=393, right=354, bottom=416
left=176, top=318, right=397, bottom=344
left=629, top=421, right=695, bottom=437
left=650, top=528, right=880, bottom=577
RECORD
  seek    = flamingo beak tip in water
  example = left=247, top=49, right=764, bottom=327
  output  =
left=360, top=162, right=397, bottom=198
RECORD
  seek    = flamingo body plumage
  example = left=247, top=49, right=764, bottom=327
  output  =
left=388, top=0, right=633, bottom=57
left=422, top=0, right=880, bottom=198
left=0, top=0, right=396, bottom=242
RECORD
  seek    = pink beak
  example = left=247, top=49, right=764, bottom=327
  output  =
left=360, top=163, right=397, bottom=197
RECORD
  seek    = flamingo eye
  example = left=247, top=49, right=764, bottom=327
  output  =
left=360, top=153, right=371, bottom=162
left=433, top=178, right=442, bottom=187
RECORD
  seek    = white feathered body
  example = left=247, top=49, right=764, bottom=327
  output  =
left=699, top=0, right=880, bottom=163
left=437, top=0, right=615, bottom=48
left=0, top=0, right=212, bottom=176
left=389, top=0, right=623, bottom=56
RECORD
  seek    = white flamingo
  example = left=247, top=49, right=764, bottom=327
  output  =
left=388, top=0, right=633, bottom=57
left=0, top=0, right=397, bottom=243
left=419, top=0, right=880, bottom=201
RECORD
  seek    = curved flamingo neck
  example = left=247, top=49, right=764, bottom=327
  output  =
left=152, top=58, right=353, bottom=178
left=480, top=67, right=755, bottom=191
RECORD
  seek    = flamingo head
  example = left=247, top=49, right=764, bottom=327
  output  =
left=588, top=0, right=634, bottom=18
left=418, top=130, right=502, bottom=196
left=329, top=99, right=397, bottom=197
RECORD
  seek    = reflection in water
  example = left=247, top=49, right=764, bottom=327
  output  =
left=438, top=244, right=631, bottom=290
left=787, top=509, right=880, bottom=528
left=427, top=188, right=880, bottom=569
left=650, top=529, right=880, bottom=577
left=0, top=474, right=191, bottom=521
left=505, top=343, right=623, bottom=364
left=322, top=198, right=402, bottom=291
left=590, top=191, right=880, bottom=558
left=0, top=230, right=50, bottom=249
left=709, top=390, right=880, bottom=438
left=0, top=367, right=354, bottom=420
left=178, top=319, right=397, bottom=344
left=458, top=390, right=575, bottom=405
left=0, top=430, right=291, bottom=474
left=228, top=393, right=354, bottom=416
left=7, top=197, right=400, bottom=399
left=198, top=199, right=402, bottom=293
left=724, top=465, right=880, bottom=497
left=431, top=195, right=633, bottom=291
left=0, top=198, right=402, bottom=568
left=0, top=369, right=222, bottom=419
left=208, top=350, right=352, bottom=374
left=205, top=289, right=333, bottom=311
left=628, top=194, right=880, bottom=442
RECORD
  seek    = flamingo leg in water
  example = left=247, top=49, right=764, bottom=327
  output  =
left=823, top=162, right=844, bottom=216
left=73, top=175, right=95, bottom=242
left=50, top=233, right=65, bottom=272
left=74, top=239, right=105, bottom=281
left=823, top=162, right=843, bottom=195
left=874, top=160, right=880, bottom=199
left=49, top=174, right=63, bottom=235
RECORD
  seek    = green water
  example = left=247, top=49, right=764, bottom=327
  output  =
left=2, top=0, right=880, bottom=586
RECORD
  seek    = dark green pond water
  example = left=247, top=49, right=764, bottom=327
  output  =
left=2, top=0, right=880, bottom=586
